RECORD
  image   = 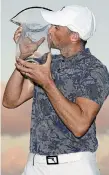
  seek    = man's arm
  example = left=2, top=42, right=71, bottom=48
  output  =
left=2, top=69, right=34, bottom=108
left=44, top=80, right=100, bottom=137
left=2, top=25, right=45, bottom=109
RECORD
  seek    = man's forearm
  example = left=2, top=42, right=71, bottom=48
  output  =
left=44, top=80, right=87, bottom=137
left=2, top=69, right=24, bottom=107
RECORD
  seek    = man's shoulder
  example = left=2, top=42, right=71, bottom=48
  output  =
left=75, top=51, right=109, bottom=86
left=82, top=53, right=108, bottom=73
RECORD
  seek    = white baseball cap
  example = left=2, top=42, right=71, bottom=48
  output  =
left=41, top=5, right=96, bottom=41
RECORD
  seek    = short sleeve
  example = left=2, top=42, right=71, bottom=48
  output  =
left=76, top=65, right=109, bottom=107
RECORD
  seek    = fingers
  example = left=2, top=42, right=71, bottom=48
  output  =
left=13, top=26, right=22, bottom=43
left=21, top=71, right=32, bottom=79
left=32, top=37, right=45, bottom=53
left=17, top=59, right=39, bottom=68
left=15, top=61, right=32, bottom=73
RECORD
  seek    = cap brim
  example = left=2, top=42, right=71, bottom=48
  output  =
left=41, top=9, right=65, bottom=26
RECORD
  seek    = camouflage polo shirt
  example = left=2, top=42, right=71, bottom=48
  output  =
left=29, top=49, right=109, bottom=156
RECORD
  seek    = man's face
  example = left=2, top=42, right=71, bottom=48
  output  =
left=47, top=25, right=72, bottom=49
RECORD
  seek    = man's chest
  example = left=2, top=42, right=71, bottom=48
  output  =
left=34, top=59, right=82, bottom=102
left=50, top=60, right=82, bottom=101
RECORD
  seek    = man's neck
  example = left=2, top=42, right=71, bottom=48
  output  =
left=60, top=45, right=85, bottom=58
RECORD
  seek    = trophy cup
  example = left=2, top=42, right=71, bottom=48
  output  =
left=10, top=7, right=52, bottom=63
left=15, top=23, right=50, bottom=63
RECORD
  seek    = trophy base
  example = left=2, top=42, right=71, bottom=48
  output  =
left=25, top=57, right=37, bottom=63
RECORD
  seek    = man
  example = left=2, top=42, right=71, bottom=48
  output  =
left=2, top=5, right=109, bottom=175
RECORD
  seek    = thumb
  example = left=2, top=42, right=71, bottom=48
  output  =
left=24, top=37, right=33, bottom=44
left=35, top=37, right=45, bottom=47
left=45, top=52, right=52, bottom=66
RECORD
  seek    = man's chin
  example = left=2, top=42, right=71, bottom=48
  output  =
left=50, top=43, right=59, bottom=49
left=48, top=40, right=59, bottom=49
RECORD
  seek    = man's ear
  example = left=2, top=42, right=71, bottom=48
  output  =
left=70, top=32, right=79, bottom=42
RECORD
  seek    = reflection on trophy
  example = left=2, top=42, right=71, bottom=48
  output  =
left=16, top=23, right=50, bottom=63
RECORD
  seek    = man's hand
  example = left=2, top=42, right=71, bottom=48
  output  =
left=15, top=53, right=53, bottom=89
left=13, top=26, right=45, bottom=59
left=19, top=37, right=45, bottom=59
